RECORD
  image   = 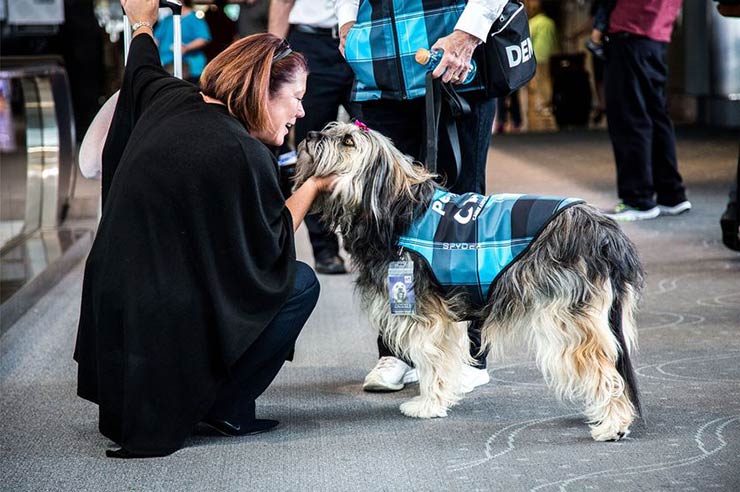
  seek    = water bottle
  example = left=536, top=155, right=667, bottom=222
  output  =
left=415, top=48, right=477, bottom=84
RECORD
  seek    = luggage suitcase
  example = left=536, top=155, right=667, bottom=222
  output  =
left=78, top=0, right=183, bottom=179
left=550, top=53, right=592, bottom=128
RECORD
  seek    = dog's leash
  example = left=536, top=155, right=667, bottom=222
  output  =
left=424, top=72, right=471, bottom=187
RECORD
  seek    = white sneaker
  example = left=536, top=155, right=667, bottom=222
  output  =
left=603, top=202, right=660, bottom=222
left=363, top=356, right=418, bottom=392
left=461, top=365, right=490, bottom=393
left=658, top=200, right=692, bottom=216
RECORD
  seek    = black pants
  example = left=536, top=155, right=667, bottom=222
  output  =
left=497, top=90, right=521, bottom=128
left=605, top=35, right=687, bottom=210
left=361, top=95, right=496, bottom=368
left=288, top=28, right=360, bottom=260
left=207, top=262, right=319, bottom=424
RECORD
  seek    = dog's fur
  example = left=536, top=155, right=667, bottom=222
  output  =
left=294, top=122, right=644, bottom=441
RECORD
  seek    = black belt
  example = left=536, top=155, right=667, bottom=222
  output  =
left=608, top=32, right=648, bottom=41
left=290, top=24, right=339, bottom=39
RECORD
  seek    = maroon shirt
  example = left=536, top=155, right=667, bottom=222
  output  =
left=608, top=0, right=682, bottom=42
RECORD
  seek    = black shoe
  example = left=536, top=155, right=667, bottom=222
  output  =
left=720, top=202, right=740, bottom=251
left=200, top=418, right=280, bottom=437
left=315, top=255, right=347, bottom=275
left=105, top=448, right=173, bottom=459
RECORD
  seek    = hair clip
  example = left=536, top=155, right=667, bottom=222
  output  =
left=354, top=120, right=370, bottom=132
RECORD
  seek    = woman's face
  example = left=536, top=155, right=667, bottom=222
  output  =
left=253, top=71, right=307, bottom=146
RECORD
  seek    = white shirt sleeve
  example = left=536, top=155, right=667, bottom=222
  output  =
left=336, top=0, right=360, bottom=27
left=455, top=0, right=508, bottom=43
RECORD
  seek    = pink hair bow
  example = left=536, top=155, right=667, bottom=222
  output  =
left=354, top=120, right=370, bottom=132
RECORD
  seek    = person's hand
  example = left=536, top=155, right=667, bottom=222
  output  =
left=312, top=175, right=339, bottom=193
left=120, top=0, right=158, bottom=27
left=339, top=21, right=355, bottom=58
left=430, top=30, right=481, bottom=84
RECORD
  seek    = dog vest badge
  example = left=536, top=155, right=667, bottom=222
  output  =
left=388, top=260, right=415, bottom=315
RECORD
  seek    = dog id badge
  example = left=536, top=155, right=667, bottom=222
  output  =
left=388, top=260, right=416, bottom=315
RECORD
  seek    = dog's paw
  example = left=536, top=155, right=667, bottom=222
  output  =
left=400, top=397, right=448, bottom=418
left=590, top=422, right=630, bottom=442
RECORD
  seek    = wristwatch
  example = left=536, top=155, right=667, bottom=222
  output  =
left=131, top=21, right=153, bottom=32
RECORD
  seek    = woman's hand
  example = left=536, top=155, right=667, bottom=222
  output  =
left=285, top=175, right=339, bottom=231
left=120, top=0, right=158, bottom=27
left=311, top=175, right=339, bottom=193
left=430, top=30, right=481, bottom=84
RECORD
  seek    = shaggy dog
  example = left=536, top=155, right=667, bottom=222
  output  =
left=294, top=122, right=643, bottom=441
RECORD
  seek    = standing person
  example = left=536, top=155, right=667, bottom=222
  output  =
left=237, top=0, right=269, bottom=36
left=269, top=0, right=354, bottom=275
left=527, top=0, right=558, bottom=115
left=203, top=0, right=238, bottom=63
left=337, top=0, right=507, bottom=392
left=153, top=0, right=211, bottom=84
left=602, top=0, right=691, bottom=221
left=75, top=0, right=337, bottom=458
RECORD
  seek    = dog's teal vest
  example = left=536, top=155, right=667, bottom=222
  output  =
left=398, top=190, right=584, bottom=308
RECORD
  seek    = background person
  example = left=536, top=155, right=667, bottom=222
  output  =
left=237, top=0, right=269, bottom=37
left=269, top=0, right=357, bottom=275
left=527, top=0, right=558, bottom=115
left=601, top=0, right=691, bottom=221
left=337, top=0, right=508, bottom=392
left=153, top=0, right=211, bottom=84
left=75, top=0, right=336, bottom=458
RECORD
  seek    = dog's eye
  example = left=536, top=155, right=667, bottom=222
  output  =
left=342, top=135, right=355, bottom=147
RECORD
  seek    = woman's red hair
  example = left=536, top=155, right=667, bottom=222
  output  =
left=199, top=33, right=308, bottom=132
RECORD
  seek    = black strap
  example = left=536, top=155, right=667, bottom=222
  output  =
left=424, top=72, right=471, bottom=188
left=424, top=72, right=441, bottom=175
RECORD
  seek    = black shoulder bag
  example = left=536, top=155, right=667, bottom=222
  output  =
left=476, top=0, right=537, bottom=98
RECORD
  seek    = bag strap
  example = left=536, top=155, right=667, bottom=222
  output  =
left=424, top=72, right=471, bottom=187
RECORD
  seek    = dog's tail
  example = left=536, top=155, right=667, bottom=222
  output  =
left=608, top=283, right=642, bottom=418
left=601, top=216, right=644, bottom=418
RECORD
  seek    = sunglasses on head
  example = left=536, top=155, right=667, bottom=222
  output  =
left=272, top=40, right=293, bottom=63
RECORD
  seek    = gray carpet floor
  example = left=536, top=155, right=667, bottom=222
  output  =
left=2, top=129, right=738, bottom=491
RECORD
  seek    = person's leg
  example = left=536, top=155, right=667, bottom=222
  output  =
left=206, top=262, right=320, bottom=427
left=449, top=94, right=495, bottom=195
left=592, top=55, right=606, bottom=124
left=642, top=41, right=687, bottom=209
left=510, top=90, right=522, bottom=129
left=449, top=95, right=495, bottom=369
left=360, top=99, right=425, bottom=388
left=416, top=94, right=494, bottom=370
left=290, top=31, right=354, bottom=269
left=604, top=36, right=657, bottom=211
left=361, top=99, right=426, bottom=160
left=362, top=101, right=424, bottom=361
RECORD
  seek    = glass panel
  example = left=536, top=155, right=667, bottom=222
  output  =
left=0, top=77, right=28, bottom=250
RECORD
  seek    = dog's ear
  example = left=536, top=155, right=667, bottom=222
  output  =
left=359, top=133, right=406, bottom=223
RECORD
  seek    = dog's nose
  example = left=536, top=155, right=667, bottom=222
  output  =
left=307, top=131, right=322, bottom=141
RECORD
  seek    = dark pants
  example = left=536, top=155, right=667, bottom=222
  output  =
left=361, top=95, right=495, bottom=195
left=497, top=90, right=522, bottom=128
left=605, top=35, right=687, bottom=210
left=361, top=94, right=496, bottom=368
left=207, top=262, right=319, bottom=424
left=289, top=28, right=360, bottom=260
